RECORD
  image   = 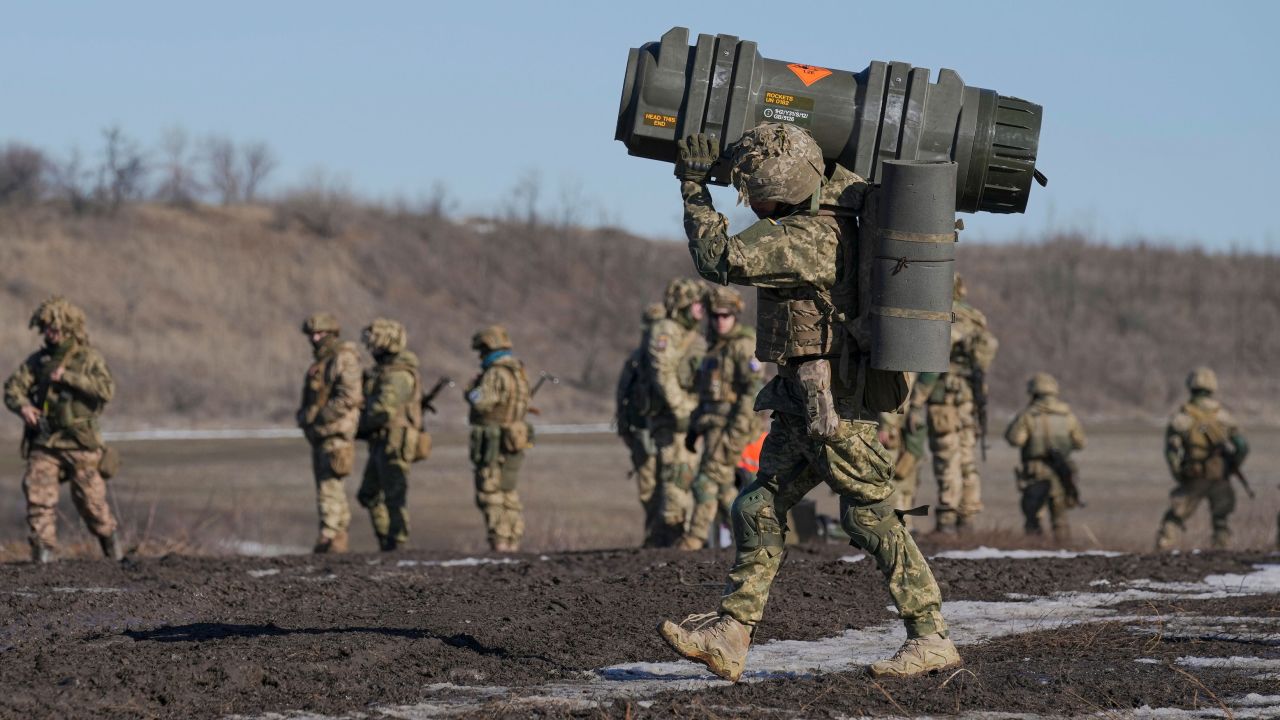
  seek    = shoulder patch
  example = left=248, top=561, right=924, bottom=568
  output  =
left=748, top=358, right=762, bottom=373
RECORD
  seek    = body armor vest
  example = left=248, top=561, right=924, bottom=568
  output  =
left=367, top=353, right=422, bottom=433
left=470, top=357, right=530, bottom=427
left=1022, top=408, right=1073, bottom=462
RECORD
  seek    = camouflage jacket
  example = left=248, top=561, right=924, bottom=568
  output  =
left=4, top=341, right=114, bottom=451
left=1165, top=395, right=1248, bottom=480
left=466, top=352, right=530, bottom=428
left=682, top=178, right=875, bottom=419
left=1004, top=397, right=1086, bottom=465
left=692, top=323, right=763, bottom=440
left=645, top=316, right=704, bottom=428
left=359, top=351, right=422, bottom=443
left=297, top=336, right=363, bottom=444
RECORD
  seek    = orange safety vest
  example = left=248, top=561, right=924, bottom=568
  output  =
left=738, top=431, right=767, bottom=474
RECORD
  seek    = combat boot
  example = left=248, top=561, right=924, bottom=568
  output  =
left=31, top=544, right=55, bottom=564
left=674, top=535, right=705, bottom=551
left=869, top=632, right=962, bottom=678
left=313, top=530, right=349, bottom=554
left=658, top=613, right=751, bottom=682
left=99, top=532, right=124, bottom=562
left=1211, top=529, right=1231, bottom=550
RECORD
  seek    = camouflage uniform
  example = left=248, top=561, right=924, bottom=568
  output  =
left=878, top=375, right=925, bottom=531
left=4, top=297, right=120, bottom=562
left=1156, top=367, right=1248, bottom=551
left=1004, top=373, right=1086, bottom=540
left=679, top=286, right=763, bottom=549
left=644, top=278, right=707, bottom=547
left=356, top=319, right=422, bottom=551
left=663, top=124, right=953, bottom=678
left=914, top=276, right=998, bottom=533
left=466, top=325, right=533, bottom=552
left=616, top=303, right=665, bottom=545
left=297, top=313, right=364, bottom=553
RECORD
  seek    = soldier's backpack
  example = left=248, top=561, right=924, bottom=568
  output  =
left=616, top=346, right=652, bottom=427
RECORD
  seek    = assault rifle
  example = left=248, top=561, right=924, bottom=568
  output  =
left=970, top=367, right=990, bottom=461
left=527, top=372, right=559, bottom=416
left=420, top=377, right=454, bottom=415
left=1226, top=454, right=1256, bottom=500
left=1045, top=448, right=1084, bottom=508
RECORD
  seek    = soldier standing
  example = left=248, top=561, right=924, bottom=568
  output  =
left=466, top=325, right=532, bottom=553
left=1155, top=367, right=1248, bottom=551
left=678, top=286, right=763, bottom=550
left=4, top=297, right=121, bottom=563
left=296, top=313, right=364, bottom=554
left=658, top=124, right=959, bottom=681
left=356, top=318, right=422, bottom=551
left=913, top=274, right=998, bottom=534
left=1004, top=373, right=1086, bottom=540
left=616, top=303, right=666, bottom=545
left=645, top=278, right=707, bottom=547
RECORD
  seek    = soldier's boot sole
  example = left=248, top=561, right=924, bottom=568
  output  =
left=657, top=619, right=749, bottom=683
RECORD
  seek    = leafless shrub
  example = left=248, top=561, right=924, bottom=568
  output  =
left=0, top=143, right=47, bottom=205
left=96, top=125, right=148, bottom=213
left=241, top=141, right=276, bottom=202
left=274, top=170, right=355, bottom=237
left=202, top=135, right=241, bottom=205
left=153, top=127, right=203, bottom=208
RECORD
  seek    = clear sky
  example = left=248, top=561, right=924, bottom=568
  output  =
left=4, top=1, right=1277, bottom=249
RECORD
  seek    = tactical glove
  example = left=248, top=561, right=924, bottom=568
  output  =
left=674, top=133, right=719, bottom=184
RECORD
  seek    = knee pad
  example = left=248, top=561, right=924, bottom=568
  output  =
left=841, top=499, right=898, bottom=558
left=732, top=484, right=784, bottom=550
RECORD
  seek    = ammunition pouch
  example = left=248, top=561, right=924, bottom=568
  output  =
left=501, top=421, right=533, bottom=454
left=412, top=430, right=433, bottom=463
left=98, top=445, right=121, bottom=480
left=470, top=424, right=503, bottom=467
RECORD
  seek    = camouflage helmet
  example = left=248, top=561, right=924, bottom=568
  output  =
left=729, top=122, right=825, bottom=206
left=1027, top=372, right=1059, bottom=397
left=663, top=278, right=703, bottom=315
left=471, top=324, right=513, bottom=352
left=953, top=273, right=968, bottom=301
left=362, top=318, right=407, bottom=355
left=301, top=312, right=340, bottom=336
left=29, top=296, right=88, bottom=341
left=704, top=285, right=745, bottom=315
left=642, top=302, right=665, bottom=328
left=1186, top=366, right=1218, bottom=394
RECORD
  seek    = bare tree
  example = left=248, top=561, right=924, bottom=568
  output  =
left=49, top=148, right=95, bottom=214
left=96, top=125, right=147, bottom=212
left=202, top=135, right=241, bottom=205
left=241, top=141, right=276, bottom=202
left=0, top=143, right=47, bottom=205
left=154, top=127, right=203, bottom=207
left=275, top=169, right=354, bottom=238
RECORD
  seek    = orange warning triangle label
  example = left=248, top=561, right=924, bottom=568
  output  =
left=787, top=63, right=832, bottom=87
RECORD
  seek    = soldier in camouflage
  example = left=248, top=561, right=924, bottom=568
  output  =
left=878, top=373, right=924, bottom=531
left=678, top=285, right=763, bottom=550
left=1155, top=367, right=1248, bottom=551
left=356, top=318, right=422, bottom=551
left=646, top=278, right=708, bottom=548
left=616, top=303, right=666, bottom=546
left=913, top=274, right=998, bottom=534
left=297, top=313, right=364, bottom=554
left=1004, top=373, right=1086, bottom=540
left=466, top=325, right=533, bottom=552
left=4, top=297, right=121, bottom=563
left=658, top=123, right=959, bottom=680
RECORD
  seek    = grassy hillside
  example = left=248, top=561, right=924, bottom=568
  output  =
left=0, top=203, right=1276, bottom=431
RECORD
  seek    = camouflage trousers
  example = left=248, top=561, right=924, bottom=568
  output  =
left=684, top=425, right=747, bottom=548
left=1156, top=475, right=1234, bottom=550
left=651, top=423, right=696, bottom=547
left=23, top=446, right=117, bottom=550
left=473, top=451, right=525, bottom=550
left=620, top=430, right=659, bottom=546
left=357, top=439, right=411, bottom=548
left=1019, top=464, right=1070, bottom=540
left=311, top=437, right=354, bottom=542
left=927, top=400, right=982, bottom=528
left=719, top=413, right=948, bottom=639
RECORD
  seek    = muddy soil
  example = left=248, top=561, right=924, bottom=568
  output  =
left=0, top=546, right=1274, bottom=719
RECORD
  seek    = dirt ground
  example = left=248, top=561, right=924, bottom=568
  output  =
left=0, top=423, right=1277, bottom=558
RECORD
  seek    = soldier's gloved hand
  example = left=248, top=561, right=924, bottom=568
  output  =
left=674, top=133, right=719, bottom=184
left=684, top=429, right=699, bottom=454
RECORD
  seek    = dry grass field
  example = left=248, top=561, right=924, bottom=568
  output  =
left=1, top=422, right=1276, bottom=559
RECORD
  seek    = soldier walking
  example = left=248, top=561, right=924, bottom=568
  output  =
left=1004, top=373, right=1086, bottom=540
left=1155, top=367, right=1248, bottom=551
left=615, top=303, right=666, bottom=545
left=4, top=297, right=122, bottom=562
left=356, top=318, right=422, bottom=551
left=296, top=313, right=364, bottom=553
left=913, top=274, right=998, bottom=534
left=645, top=278, right=707, bottom=547
left=465, top=325, right=532, bottom=552
left=678, top=286, right=763, bottom=550
left=658, top=124, right=959, bottom=681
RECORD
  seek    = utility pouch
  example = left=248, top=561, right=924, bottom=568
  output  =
left=412, top=431, right=433, bottom=463
left=798, top=359, right=839, bottom=440
left=328, top=442, right=355, bottom=477
left=501, top=421, right=531, bottom=453
left=470, top=425, right=502, bottom=467
left=98, top=445, right=121, bottom=480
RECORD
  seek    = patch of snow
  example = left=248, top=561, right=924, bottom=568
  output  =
left=394, top=558, right=520, bottom=568
left=222, top=540, right=310, bottom=557
left=50, top=586, right=126, bottom=593
left=839, top=554, right=866, bottom=563
left=1090, top=579, right=1112, bottom=586
left=1136, top=657, right=1160, bottom=664
left=247, top=568, right=280, bottom=578
left=931, top=546, right=1125, bottom=560
left=1176, top=656, right=1280, bottom=671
